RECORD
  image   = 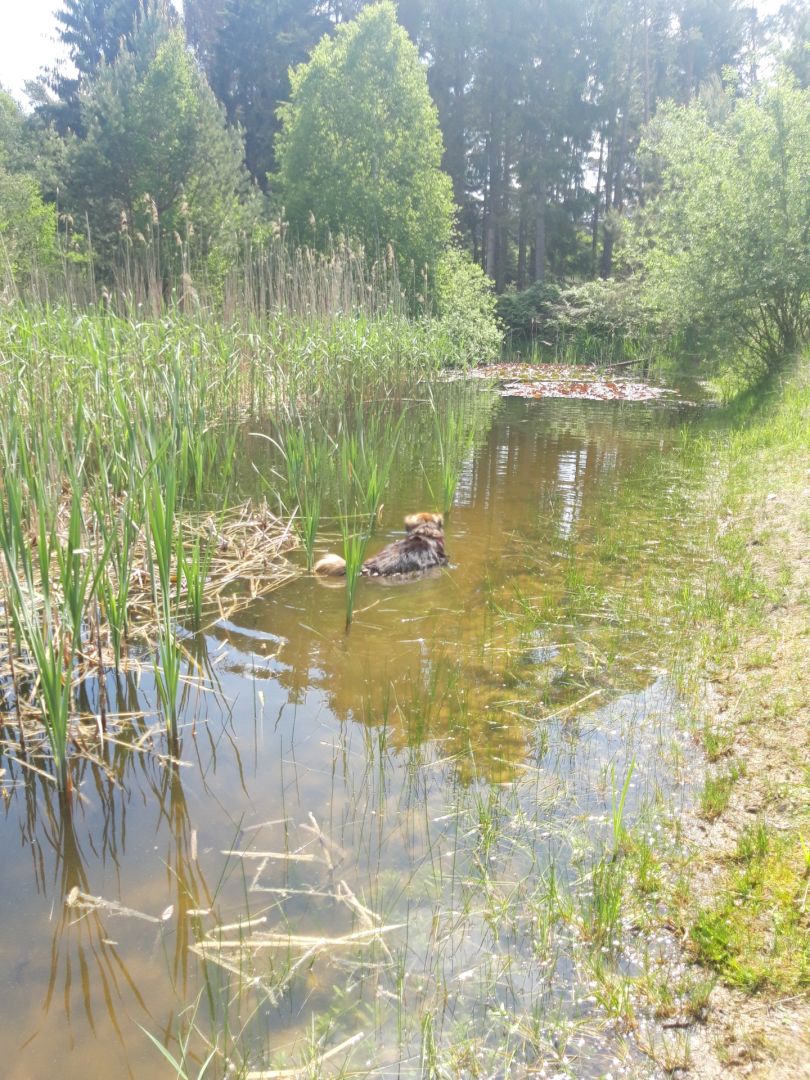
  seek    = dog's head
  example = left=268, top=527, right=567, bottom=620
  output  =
left=404, top=511, right=444, bottom=533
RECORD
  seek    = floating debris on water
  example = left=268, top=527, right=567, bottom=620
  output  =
left=461, top=362, right=690, bottom=403
left=499, top=378, right=677, bottom=402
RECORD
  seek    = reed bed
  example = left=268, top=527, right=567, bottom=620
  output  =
left=0, top=280, right=486, bottom=789
left=14, top=230, right=409, bottom=325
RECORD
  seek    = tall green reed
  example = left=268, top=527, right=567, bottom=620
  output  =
left=179, top=532, right=215, bottom=631
left=267, top=416, right=329, bottom=571
left=340, top=406, right=405, bottom=532
left=0, top=280, right=478, bottom=777
left=339, top=512, right=370, bottom=632
left=0, top=472, right=71, bottom=791
left=426, top=387, right=477, bottom=516
left=146, top=456, right=182, bottom=743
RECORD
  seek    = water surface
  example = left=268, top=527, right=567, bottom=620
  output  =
left=1, top=386, right=711, bottom=1078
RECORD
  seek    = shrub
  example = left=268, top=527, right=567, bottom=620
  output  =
left=431, top=247, right=502, bottom=366
left=548, top=279, right=656, bottom=346
left=496, top=281, right=562, bottom=341
left=636, top=73, right=810, bottom=371
left=0, top=166, right=57, bottom=290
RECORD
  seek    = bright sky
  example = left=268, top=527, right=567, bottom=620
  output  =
left=0, top=0, right=182, bottom=104
left=0, top=0, right=785, bottom=107
left=1, top=0, right=66, bottom=101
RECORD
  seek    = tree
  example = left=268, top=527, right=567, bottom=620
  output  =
left=0, top=89, right=57, bottom=286
left=185, top=0, right=329, bottom=187
left=0, top=90, right=29, bottom=171
left=32, top=0, right=175, bottom=135
left=774, top=0, right=810, bottom=88
left=637, top=74, right=810, bottom=371
left=275, top=2, right=454, bottom=281
left=67, top=27, right=249, bottom=276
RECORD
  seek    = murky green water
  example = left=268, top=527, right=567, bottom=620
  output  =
left=1, top=385, right=713, bottom=1078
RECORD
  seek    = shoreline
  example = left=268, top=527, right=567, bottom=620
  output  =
left=663, top=360, right=810, bottom=1076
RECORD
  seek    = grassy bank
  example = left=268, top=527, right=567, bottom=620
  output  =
left=657, top=355, right=810, bottom=1074
left=521, top=357, right=810, bottom=1075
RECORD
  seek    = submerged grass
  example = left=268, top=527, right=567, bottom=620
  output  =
left=13, top=309, right=810, bottom=1075
left=459, top=352, right=810, bottom=1065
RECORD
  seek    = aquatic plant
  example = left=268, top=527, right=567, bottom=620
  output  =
left=338, top=511, right=369, bottom=632
left=0, top=472, right=73, bottom=792
left=426, top=386, right=479, bottom=516
left=268, top=416, right=329, bottom=572
left=146, top=460, right=183, bottom=743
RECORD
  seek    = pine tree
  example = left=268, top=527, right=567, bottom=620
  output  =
left=33, top=0, right=174, bottom=134
left=204, top=0, right=329, bottom=187
left=68, top=26, right=248, bottom=275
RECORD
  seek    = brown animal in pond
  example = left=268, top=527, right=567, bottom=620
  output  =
left=404, top=511, right=444, bottom=532
left=314, top=514, right=448, bottom=578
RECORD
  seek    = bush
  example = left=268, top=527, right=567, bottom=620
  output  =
left=548, top=279, right=654, bottom=343
left=431, top=247, right=502, bottom=366
left=495, top=277, right=658, bottom=362
left=636, top=73, right=810, bottom=371
left=0, top=166, right=57, bottom=290
left=496, top=281, right=562, bottom=341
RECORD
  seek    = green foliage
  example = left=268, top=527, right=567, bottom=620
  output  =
left=34, top=0, right=174, bottom=134
left=68, top=26, right=249, bottom=276
left=0, top=90, right=58, bottom=285
left=0, top=90, right=29, bottom=170
left=432, top=247, right=502, bottom=365
left=637, top=74, right=810, bottom=373
left=691, top=824, right=810, bottom=992
left=496, top=276, right=656, bottom=362
left=775, top=1, right=810, bottom=89
left=276, top=1, right=454, bottom=281
left=188, top=0, right=329, bottom=187
left=548, top=279, right=657, bottom=355
left=496, top=282, right=562, bottom=341
left=0, top=171, right=57, bottom=285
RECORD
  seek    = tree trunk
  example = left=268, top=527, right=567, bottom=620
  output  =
left=494, top=134, right=510, bottom=292
left=517, top=198, right=527, bottom=291
left=534, top=175, right=546, bottom=284
left=485, top=135, right=498, bottom=280
left=643, top=4, right=651, bottom=125
left=601, top=14, right=637, bottom=278
left=591, top=131, right=604, bottom=278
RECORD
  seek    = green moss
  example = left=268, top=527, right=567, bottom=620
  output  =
left=691, top=830, right=810, bottom=993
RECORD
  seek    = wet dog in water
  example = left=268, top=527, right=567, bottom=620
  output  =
left=314, top=513, right=448, bottom=578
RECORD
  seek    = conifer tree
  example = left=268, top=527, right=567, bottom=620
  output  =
left=68, top=27, right=248, bottom=274
left=32, top=0, right=174, bottom=134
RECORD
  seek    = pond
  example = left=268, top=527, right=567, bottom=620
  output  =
left=1, top=381, right=714, bottom=1078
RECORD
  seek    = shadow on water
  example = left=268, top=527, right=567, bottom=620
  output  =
left=0, top=385, right=715, bottom=1077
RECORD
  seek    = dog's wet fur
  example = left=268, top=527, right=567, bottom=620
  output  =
left=314, top=513, right=448, bottom=578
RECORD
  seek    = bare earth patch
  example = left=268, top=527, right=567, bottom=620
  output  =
left=680, top=467, right=810, bottom=1077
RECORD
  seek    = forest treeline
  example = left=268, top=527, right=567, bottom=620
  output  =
left=1, top=0, right=809, bottom=376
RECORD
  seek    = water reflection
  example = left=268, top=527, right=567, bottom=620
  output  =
left=209, top=396, right=695, bottom=775
left=1, top=390, right=706, bottom=1077
left=1, top=683, right=227, bottom=1076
